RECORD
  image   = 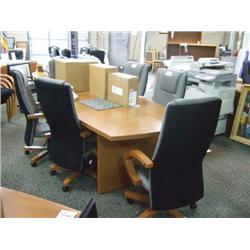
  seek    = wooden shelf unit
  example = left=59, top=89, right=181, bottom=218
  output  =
left=166, top=32, right=217, bottom=60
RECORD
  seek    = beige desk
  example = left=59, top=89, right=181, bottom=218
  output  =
left=1, top=187, right=78, bottom=218
left=75, top=92, right=165, bottom=193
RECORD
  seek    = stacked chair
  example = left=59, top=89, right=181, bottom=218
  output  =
left=0, top=74, right=17, bottom=121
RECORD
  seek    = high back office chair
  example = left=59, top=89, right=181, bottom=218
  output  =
left=90, top=48, right=105, bottom=64
left=123, top=61, right=151, bottom=96
left=8, top=49, right=24, bottom=60
left=48, top=46, right=60, bottom=57
left=10, top=69, right=49, bottom=167
left=8, top=62, right=37, bottom=94
left=152, top=68, right=187, bottom=106
left=35, top=78, right=97, bottom=191
left=61, top=48, right=71, bottom=58
left=80, top=47, right=90, bottom=55
left=123, top=97, right=222, bottom=217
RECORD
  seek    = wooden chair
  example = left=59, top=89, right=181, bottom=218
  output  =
left=123, top=97, right=222, bottom=218
left=0, top=74, right=17, bottom=121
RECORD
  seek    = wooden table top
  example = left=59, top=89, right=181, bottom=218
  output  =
left=1, top=187, right=78, bottom=218
left=75, top=92, right=165, bottom=141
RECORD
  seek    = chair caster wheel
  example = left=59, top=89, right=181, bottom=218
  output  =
left=62, top=186, right=69, bottom=192
left=127, top=198, right=134, bottom=204
left=190, top=203, right=197, bottom=209
left=25, top=151, right=30, bottom=155
left=50, top=170, right=56, bottom=176
left=31, top=162, right=37, bottom=167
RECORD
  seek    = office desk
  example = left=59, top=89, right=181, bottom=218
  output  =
left=1, top=187, right=79, bottom=218
left=75, top=92, right=165, bottom=193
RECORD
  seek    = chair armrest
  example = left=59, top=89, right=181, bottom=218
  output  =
left=122, top=150, right=153, bottom=186
left=44, top=132, right=51, bottom=139
left=126, top=149, right=154, bottom=169
left=80, top=129, right=93, bottom=138
left=27, top=112, right=44, bottom=120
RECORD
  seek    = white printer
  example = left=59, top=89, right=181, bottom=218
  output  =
left=185, top=58, right=236, bottom=135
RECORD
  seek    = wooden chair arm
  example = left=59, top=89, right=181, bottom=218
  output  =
left=125, top=149, right=154, bottom=169
left=0, top=74, right=14, bottom=85
left=0, top=81, right=9, bottom=88
left=122, top=154, right=142, bottom=186
left=122, top=150, right=153, bottom=186
left=80, top=129, right=93, bottom=138
left=27, top=112, right=44, bottom=120
left=0, top=78, right=13, bottom=89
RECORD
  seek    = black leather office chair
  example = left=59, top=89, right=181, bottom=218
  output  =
left=123, top=61, right=151, bottom=96
left=90, top=48, right=105, bottom=63
left=49, top=46, right=60, bottom=57
left=61, top=48, right=71, bottom=58
left=10, top=69, right=49, bottom=167
left=8, top=49, right=24, bottom=60
left=123, top=97, right=222, bottom=217
left=35, top=78, right=97, bottom=191
left=79, top=47, right=90, bottom=55
left=152, top=68, right=187, bottom=106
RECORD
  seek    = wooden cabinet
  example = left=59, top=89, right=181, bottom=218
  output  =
left=166, top=32, right=217, bottom=60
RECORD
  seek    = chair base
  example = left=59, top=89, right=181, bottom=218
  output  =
left=50, top=164, right=81, bottom=191
left=24, top=146, right=48, bottom=166
left=124, top=190, right=186, bottom=218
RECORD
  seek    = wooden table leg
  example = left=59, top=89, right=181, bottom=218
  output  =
left=97, top=135, right=158, bottom=193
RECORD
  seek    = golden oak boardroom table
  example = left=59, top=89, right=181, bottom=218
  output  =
left=1, top=187, right=79, bottom=218
left=75, top=92, right=165, bottom=193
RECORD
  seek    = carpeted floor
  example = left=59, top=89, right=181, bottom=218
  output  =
left=1, top=104, right=250, bottom=218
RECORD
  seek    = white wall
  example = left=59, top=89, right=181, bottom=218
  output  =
left=201, top=31, right=229, bottom=57
left=4, top=31, right=28, bottom=41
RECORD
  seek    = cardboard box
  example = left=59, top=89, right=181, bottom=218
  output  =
left=89, top=64, right=118, bottom=98
left=55, top=58, right=97, bottom=92
left=107, top=72, right=138, bottom=107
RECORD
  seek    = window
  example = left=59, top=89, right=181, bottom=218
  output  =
left=78, top=31, right=89, bottom=50
left=28, top=31, right=89, bottom=65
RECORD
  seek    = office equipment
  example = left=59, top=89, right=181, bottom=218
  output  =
left=78, top=198, right=98, bottom=218
left=75, top=92, right=165, bottom=193
left=122, top=97, right=222, bottom=218
left=10, top=69, right=49, bottom=167
left=230, top=84, right=250, bottom=146
left=80, top=47, right=90, bottom=55
left=89, top=64, right=118, bottom=98
left=152, top=68, right=187, bottom=106
left=123, top=61, right=151, bottom=96
left=1, top=187, right=79, bottom=218
left=187, top=58, right=237, bottom=135
left=49, top=46, right=60, bottom=57
left=80, top=98, right=121, bottom=111
left=55, top=58, right=98, bottom=92
left=108, top=72, right=138, bottom=107
left=0, top=74, right=17, bottom=121
left=164, top=55, right=194, bottom=71
left=35, top=78, right=97, bottom=191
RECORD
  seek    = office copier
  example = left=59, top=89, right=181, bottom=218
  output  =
left=185, top=58, right=236, bottom=135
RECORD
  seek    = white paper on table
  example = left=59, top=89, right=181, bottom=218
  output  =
left=56, top=210, right=78, bottom=218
